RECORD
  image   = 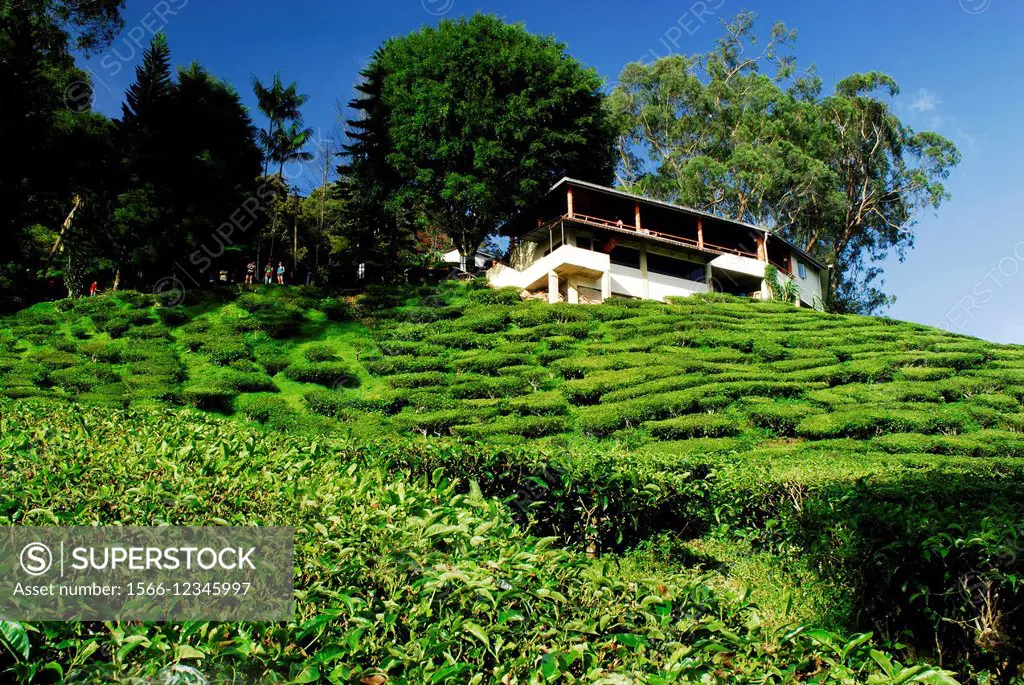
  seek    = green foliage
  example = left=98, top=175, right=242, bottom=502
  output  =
left=283, top=361, right=354, bottom=387
left=645, top=413, right=741, bottom=439
left=606, top=13, right=959, bottom=313
left=356, top=13, right=615, bottom=260
left=0, top=401, right=961, bottom=683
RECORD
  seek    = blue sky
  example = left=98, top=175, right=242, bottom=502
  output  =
left=78, top=0, right=1024, bottom=342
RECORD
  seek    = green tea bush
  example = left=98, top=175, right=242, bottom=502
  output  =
left=426, top=331, right=494, bottom=350
left=452, top=308, right=511, bottom=333
left=395, top=408, right=472, bottom=436
left=454, top=351, right=529, bottom=374
left=109, top=290, right=152, bottom=309
left=301, top=343, right=338, bottom=362
left=222, top=370, right=278, bottom=393
left=453, top=415, right=567, bottom=439
left=302, top=387, right=347, bottom=417
left=319, top=296, right=354, bottom=321
left=377, top=340, right=444, bottom=357
left=645, top=413, right=740, bottom=439
left=468, top=285, right=522, bottom=305
left=235, top=393, right=296, bottom=425
left=505, top=391, right=570, bottom=417
left=448, top=375, right=531, bottom=399
left=254, top=347, right=290, bottom=376
left=181, top=383, right=237, bottom=411
left=745, top=401, right=822, bottom=436
left=284, top=361, right=355, bottom=386
left=387, top=371, right=449, bottom=389
left=364, top=355, right=450, bottom=376
left=201, top=336, right=253, bottom=365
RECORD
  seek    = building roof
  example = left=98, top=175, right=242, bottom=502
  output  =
left=550, top=177, right=826, bottom=271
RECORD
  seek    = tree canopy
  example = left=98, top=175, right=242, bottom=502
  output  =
left=606, top=12, right=960, bottom=313
left=342, top=13, right=616, bottom=268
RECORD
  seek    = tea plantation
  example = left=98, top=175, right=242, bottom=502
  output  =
left=2, top=280, right=1023, bottom=682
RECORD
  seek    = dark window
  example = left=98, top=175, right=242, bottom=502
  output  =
left=798, top=262, right=807, bottom=279
left=646, top=253, right=706, bottom=282
left=610, top=246, right=641, bottom=269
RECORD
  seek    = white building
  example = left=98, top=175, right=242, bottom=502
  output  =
left=486, top=178, right=828, bottom=308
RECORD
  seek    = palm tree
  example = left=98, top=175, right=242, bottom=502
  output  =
left=251, top=73, right=311, bottom=268
left=271, top=122, right=315, bottom=270
left=251, top=73, right=310, bottom=179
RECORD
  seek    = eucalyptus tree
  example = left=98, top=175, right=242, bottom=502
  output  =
left=606, top=12, right=959, bottom=313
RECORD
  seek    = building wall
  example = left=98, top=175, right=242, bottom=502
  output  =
left=790, top=252, right=823, bottom=308
left=606, top=265, right=706, bottom=301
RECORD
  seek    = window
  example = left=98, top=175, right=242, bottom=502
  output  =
left=797, top=262, right=807, bottom=279
left=646, top=253, right=706, bottom=282
left=610, top=246, right=641, bottom=269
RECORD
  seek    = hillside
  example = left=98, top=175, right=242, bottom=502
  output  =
left=2, top=282, right=1023, bottom=681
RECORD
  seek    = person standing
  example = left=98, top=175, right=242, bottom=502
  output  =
left=89, top=281, right=98, bottom=297
left=245, top=261, right=256, bottom=285
left=276, top=262, right=285, bottom=285
left=264, top=263, right=273, bottom=285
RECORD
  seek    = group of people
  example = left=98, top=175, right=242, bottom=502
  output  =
left=244, top=261, right=287, bottom=286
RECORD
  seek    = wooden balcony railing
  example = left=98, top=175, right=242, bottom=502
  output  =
left=557, top=213, right=761, bottom=261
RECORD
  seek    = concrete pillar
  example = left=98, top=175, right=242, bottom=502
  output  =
left=548, top=271, right=559, bottom=304
left=704, top=263, right=713, bottom=292
left=566, top=187, right=574, bottom=218
left=640, top=245, right=649, bottom=299
left=567, top=277, right=579, bottom=304
left=600, top=270, right=611, bottom=302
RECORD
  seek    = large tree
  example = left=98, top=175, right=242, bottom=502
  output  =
left=348, top=14, right=616, bottom=269
left=338, top=48, right=415, bottom=283
left=606, top=12, right=960, bottom=313
left=111, top=35, right=262, bottom=289
left=0, top=0, right=125, bottom=304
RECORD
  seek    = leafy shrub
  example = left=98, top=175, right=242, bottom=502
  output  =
left=254, top=347, right=291, bottom=376
left=302, top=343, right=338, bottom=362
left=387, top=371, right=448, bottom=389
left=235, top=293, right=276, bottom=313
left=505, top=391, right=570, bottom=417
left=469, top=286, right=522, bottom=305
left=180, top=383, right=237, bottom=411
left=377, top=340, right=444, bottom=357
left=645, top=414, right=740, bottom=439
left=319, top=297, right=353, bottom=321
left=236, top=393, right=295, bottom=425
left=448, top=375, right=530, bottom=400
left=110, top=290, right=152, bottom=309
left=426, top=331, right=494, bottom=350
left=795, top=405, right=972, bottom=439
left=155, top=307, right=189, bottom=325
left=364, top=355, right=450, bottom=376
left=395, top=409, right=472, bottom=436
left=284, top=361, right=355, bottom=387
left=453, top=415, right=568, bottom=439
left=454, top=352, right=528, bottom=375
left=745, top=401, right=821, bottom=436
left=222, top=370, right=278, bottom=393
left=201, top=337, right=253, bottom=365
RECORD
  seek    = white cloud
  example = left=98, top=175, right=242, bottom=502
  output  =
left=909, top=88, right=941, bottom=113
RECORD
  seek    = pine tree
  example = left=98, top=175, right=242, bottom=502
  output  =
left=338, top=51, right=413, bottom=283
left=119, top=32, right=172, bottom=178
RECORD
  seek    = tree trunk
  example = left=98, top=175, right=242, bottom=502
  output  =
left=112, top=269, right=121, bottom=292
